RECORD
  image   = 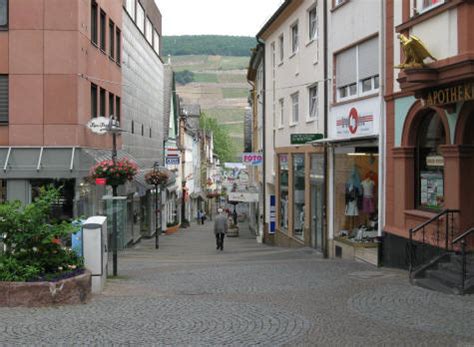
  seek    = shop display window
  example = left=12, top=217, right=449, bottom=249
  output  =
left=416, top=113, right=445, bottom=210
left=0, top=180, right=5, bottom=203
left=334, top=148, right=378, bottom=243
left=293, top=154, right=305, bottom=239
left=279, top=154, right=289, bottom=230
left=30, top=179, right=75, bottom=220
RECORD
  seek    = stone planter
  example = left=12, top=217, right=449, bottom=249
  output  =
left=227, top=227, right=239, bottom=237
left=166, top=224, right=180, bottom=235
left=0, top=270, right=92, bottom=307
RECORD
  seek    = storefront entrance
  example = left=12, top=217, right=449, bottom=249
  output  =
left=310, top=154, right=324, bottom=252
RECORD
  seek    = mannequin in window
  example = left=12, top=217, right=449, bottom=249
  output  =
left=345, top=168, right=361, bottom=233
left=362, top=170, right=376, bottom=218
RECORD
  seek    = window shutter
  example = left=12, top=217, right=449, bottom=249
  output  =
left=358, top=37, right=379, bottom=80
left=0, top=76, right=8, bottom=123
left=336, top=47, right=357, bottom=87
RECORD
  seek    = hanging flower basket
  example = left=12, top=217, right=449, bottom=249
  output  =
left=145, top=169, right=169, bottom=186
left=90, top=158, right=138, bottom=186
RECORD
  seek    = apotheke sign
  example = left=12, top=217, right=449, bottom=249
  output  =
left=423, top=81, right=474, bottom=106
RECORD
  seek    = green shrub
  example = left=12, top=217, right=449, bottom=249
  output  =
left=0, top=186, right=84, bottom=282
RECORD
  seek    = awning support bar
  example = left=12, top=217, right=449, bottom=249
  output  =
left=36, top=147, right=44, bottom=172
left=70, top=147, right=76, bottom=172
left=3, top=147, right=11, bottom=172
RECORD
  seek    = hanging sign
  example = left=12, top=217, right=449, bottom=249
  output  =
left=87, top=117, right=110, bottom=135
left=336, top=107, right=374, bottom=138
left=426, top=155, right=444, bottom=167
left=95, top=178, right=107, bottom=185
left=242, top=152, right=263, bottom=166
left=165, top=156, right=180, bottom=165
left=228, top=192, right=259, bottom=203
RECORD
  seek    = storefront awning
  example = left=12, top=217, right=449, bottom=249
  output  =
left=310, top=135, right=379, bottom=147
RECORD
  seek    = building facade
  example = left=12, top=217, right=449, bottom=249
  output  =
left=256, top=0, right=326, bottom=249
left=324, top=0, right=384, bottom=265
left=384, top=0, right=474, bottom=268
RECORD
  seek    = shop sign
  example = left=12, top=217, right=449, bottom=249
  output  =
left=426, top=155, right=444, bottom=167
left=228, top=192, right=259, bottom=203
left=165, top=156, right=180, bottom=165
left=336, top=107, right=374, bottom=138
left=269, top=195, right=276, bottom=234
left=87, top=117, right=110, bottom=135
left=242, top=152, right=263, bottom=166
left=424, top=81, right=474, bottom=106
left=95, top=178, right=107, bottom=185
left=290, top=133, right=324, bottom=145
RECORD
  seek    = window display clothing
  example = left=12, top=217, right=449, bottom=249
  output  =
left=345, top=169, right=362, bottom=217
left=361, top=178, right=375, bottom=214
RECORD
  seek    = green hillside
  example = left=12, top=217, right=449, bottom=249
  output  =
left=163, top=35, right=256, bottom=57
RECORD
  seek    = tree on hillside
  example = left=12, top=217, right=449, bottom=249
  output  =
left=200, top=114, right=236, bottom=163
left=163, top=35, right=256, bottom=57
left=175, top=70, right=195, bottom=85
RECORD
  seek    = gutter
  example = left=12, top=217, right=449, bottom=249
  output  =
left=256, top=37, right=266, bottom=241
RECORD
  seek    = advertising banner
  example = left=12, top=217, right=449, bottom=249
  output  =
left=242, top=153, right=263, bottom=166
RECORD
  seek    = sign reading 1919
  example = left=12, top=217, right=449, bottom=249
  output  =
left=242, top=153, right=263, bottom=166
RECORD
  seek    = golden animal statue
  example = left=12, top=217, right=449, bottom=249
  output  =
left=395, top=34, right=437, bottom=69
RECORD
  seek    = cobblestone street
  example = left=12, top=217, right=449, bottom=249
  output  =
left=1, top=222, right=474, bottom=346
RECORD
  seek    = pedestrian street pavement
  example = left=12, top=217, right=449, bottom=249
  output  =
left=1, top=221, right=474, bottom=346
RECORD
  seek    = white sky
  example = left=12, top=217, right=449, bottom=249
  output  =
left=154, top=0, right=285, bottom=36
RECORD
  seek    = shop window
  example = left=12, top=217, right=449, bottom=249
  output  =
left=90, top=83, right=97, bottom=118
left=0, top=179, right=6, bottom=203
left=293, top=154, right=305, bottom=240
left=115, top=96, right=121, bottom=122
left=0, top=75, right=8, bottom=123
left=31, top=179, right=75, bottom=221
left=100, top=10, right=106, bottom=51
left=334, top=147, right=379, bottom=243
left=291, top=22, right=299, bottom=54
left=416, top=113, right=446, bottom=210
left=109, top=92, right=114, bottom=117
left=279, top=154, right=289, bottom=231
left=109, top=20, right=115, bottom=59
left=125, top=0, right=136, bottom=21
left=91, top=1, right=98, bottom=44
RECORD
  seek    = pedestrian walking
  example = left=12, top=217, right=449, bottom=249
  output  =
left=201, top=210, right=206, bottom=225
left=214, top=208, right=228, bottom=251
left=197, top=210, right=202, bottom=225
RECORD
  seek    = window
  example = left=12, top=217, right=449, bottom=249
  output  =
left=336, top=37, right=379, bottom=101
left=145, top=17, right=153, bottom=44
left=416, top=113, right=446, bottom=210
left=131, top=120, right=134, bottom=134
left=417, top=0, right=444, bottom=13
left=109, top=20, right=115, bottom=59
left=90, top=83, right=97, bottom=118
left=271, top=42, right=276, bottom=69
left=308, top=6, right=317, bottom=41
left=141, top=124, right=144, bottom=136
left=279, top=98, right=284, bottom=127
left=0, top=75, right=8, bottom=123
left=335, top=0, right=346, bottom=6
left=91, top=1, right=98, bottom=44
left=293, top=154, right=305, bottom=240
left=100, top=10, right=106, bottom=51
left=279, top=34, right=284, bottom=62
left=309, top=85, right=318, bottom=119
left=291, top=23, right=299, bottom=54
left=100, top=88, right=105, bottom=117
left=115, top=96, right=121, bottom=122
left=125, top=0, right=136, bottom=20
left=0, top=0, right=7, bottom=28
left=108, top=92, right=114, bottom=117
left=291, top=92, right=299, bottom=124
left=279, top=154, right=289, bottom=231
left=136, top=3, right=145, bottom=34
left=116, top=29, right=121, bottom=64
left=149, top=128, right=152, bottom=138
left=153, top=29, right=160, bottom=54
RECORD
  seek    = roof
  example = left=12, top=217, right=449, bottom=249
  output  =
left=247, top=44, right=264, bottom=82
left=256, top=0, right=293, bottom=40
left=180, top=104, right=201, bottom=118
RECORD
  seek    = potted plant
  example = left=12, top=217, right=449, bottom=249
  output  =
left=90, top=158, right=138, bottom=186
left=145, top=170, right=169, bottom=186
left=0, top=187, right=90, bottom=307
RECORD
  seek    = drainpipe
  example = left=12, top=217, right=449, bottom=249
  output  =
left=323, top=0, right=329, bottom=258
left=256, top=38, right=266, bottom=241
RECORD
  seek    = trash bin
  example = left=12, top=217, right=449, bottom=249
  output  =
left=82, top=216, right=108, bottom=293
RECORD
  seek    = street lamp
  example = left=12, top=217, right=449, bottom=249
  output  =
left=107, top=116, right=123, bottom=277
left=153, top=162, right=161, bottom=249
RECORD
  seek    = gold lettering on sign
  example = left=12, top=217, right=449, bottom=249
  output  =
left=425, top=82, right=474, bottom=106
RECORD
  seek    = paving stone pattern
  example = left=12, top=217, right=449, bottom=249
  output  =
left=0, top=222, right=473, bottom=346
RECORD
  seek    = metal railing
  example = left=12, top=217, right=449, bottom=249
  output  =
left=408, top=209, right=460, bottom=276
left=452, top=227, right=474, bottom=294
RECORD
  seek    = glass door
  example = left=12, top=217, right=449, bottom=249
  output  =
left=310, top=154, right=324, bottom=252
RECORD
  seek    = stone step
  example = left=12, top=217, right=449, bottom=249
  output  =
left=412, top=277, right=462, bottom=295
left=425, top=268, right=464, bottom=288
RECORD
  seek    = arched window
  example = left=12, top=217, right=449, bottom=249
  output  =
left=416, top=112, right=446, bottom=210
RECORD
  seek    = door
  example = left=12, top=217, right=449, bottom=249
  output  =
left=310, top=154, right=325, bottom=252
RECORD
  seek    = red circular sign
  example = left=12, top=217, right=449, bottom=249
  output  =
left=348, top=108, right=359, bottom=135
